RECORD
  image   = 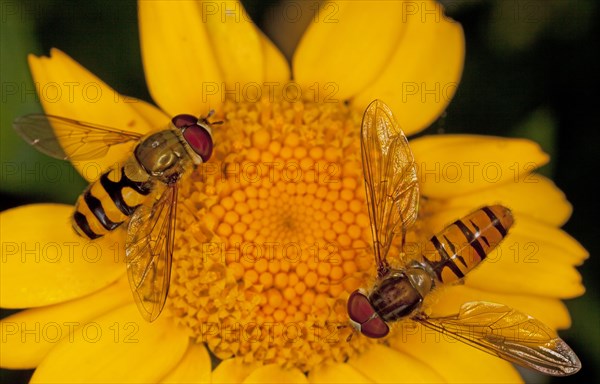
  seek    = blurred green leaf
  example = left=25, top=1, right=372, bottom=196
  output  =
left=564, top=294, right=600, bottom=370
left=1, top=5, right=86, bottom=204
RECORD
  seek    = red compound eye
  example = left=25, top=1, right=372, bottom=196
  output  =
left=172, top=114, right=214, bottom=162
left=172, top=114, right=198, bottom=129
left=347, top=290, right=389, bottom=338
left=182, top=124, right=213, bottom=162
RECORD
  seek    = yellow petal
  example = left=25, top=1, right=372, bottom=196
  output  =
left=211, top=358, right=260, bottom=383
left=0, top=278, right=131, bottom=369
left=128, top=98, right=171, bottom=131
left=294, top=1, right=406, bottom=101
left=466, top=243, right=584, bottom=299
left=389, top=323, right=522, bottom=383
left=139, top=0, right=223, bottom=115
left=203, top=0, right=263, bottom=84
left=260, top=31, right=291, bottom=83
left=355, top=1, right=465, bottom=135
left=348, top=344, right=445, bottom=383
left=30, top=305, right=188, bottom=384
left=410, top=135, right=549, bottom=198
left=510, top=216, right=588, bottom=265
left=472, top=234, right=584, bottom=298
left=443, top=174, right=572, bottom=226
left=0, top=204, right=124, bottom=308
left=160, top=342, right=211, bottom=383
left=243, top=364, right=308, bottom=383
left=429, top=285, right=571, bottom=330
left=308, top=362, right=372, bottom=383
left=28, top=49, right=156, bottom=182
left=204, top=1, right=292, bottom=100
left=425, top=208, right=587, bottom=266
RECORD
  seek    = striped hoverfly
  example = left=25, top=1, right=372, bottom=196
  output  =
left=13, top=113, right=216, bottom=321
left=347, top=100, right=581, bottom=376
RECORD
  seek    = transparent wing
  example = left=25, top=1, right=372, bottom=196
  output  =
left=360, top=100, right=419, bottom=276
left=125, top=184, right=178, bottom=322
left=13, top=114, right=143, bottom=160
left=414, top=301, right=581, bottom=376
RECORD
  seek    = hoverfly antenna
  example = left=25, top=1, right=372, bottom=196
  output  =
left=336, top=323, right=356, bottom=342
left=318, top=272, right=363, bottom=287
left=181, top=201, right=201, bottom=219
left=200, top=110, right=223, bottom=126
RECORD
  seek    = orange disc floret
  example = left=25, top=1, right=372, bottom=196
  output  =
left=170, top=97, right=374, bottom=371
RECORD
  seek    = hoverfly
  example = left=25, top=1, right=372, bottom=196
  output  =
left=13, top=113, right=216, bottom=321
left=347, top=100, right=581, bottom=376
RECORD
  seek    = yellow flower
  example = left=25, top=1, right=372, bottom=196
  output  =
left=0, top=1, right=586, bottom=383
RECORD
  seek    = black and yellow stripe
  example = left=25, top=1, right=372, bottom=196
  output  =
left=422, top=205, right=514, bottom=284
left=72, top=166, right=152, bottom=239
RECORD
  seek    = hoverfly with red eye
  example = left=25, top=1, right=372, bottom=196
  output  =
left=348, top=100, right=581, bottom=376
left=13, top=112, right=218, bottom=322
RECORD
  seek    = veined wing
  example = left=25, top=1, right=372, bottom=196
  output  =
left=415, top=301, right=581, bottom=376
left=125, top=184, right=178, bottom=322
left=13, top=114, right=143, bottom=161
left=360, top=100, right=419, bottom=276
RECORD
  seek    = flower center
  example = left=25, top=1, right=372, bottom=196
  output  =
left=171, top=98, right=377, bottom=370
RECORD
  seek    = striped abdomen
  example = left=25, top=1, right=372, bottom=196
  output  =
left=72, top=164, right=152, bottom=239
left=422, top=205, right=514, bottom=284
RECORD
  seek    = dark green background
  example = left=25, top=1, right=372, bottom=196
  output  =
left=1, top=1, right=598, bottom=383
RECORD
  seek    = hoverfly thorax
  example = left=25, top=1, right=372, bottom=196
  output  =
left=348, top=263, right=434, bottom=338
left=134, top=130, right=187, bottom=182
left=369, top=270, right=423, bottom=322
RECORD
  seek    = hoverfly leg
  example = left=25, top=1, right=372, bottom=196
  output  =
left=376, top=260, right=390, bottom=278
left=318, top=272, right=362, bottom=287
left=334, top=323, right=355, bottom=342
left=400, top=227, right=408, bottom=255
